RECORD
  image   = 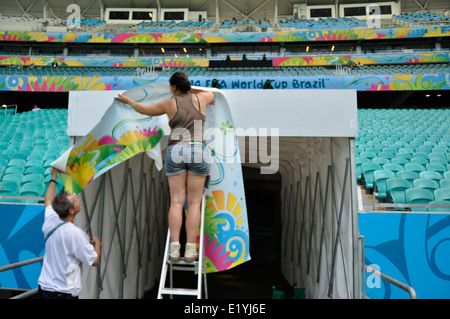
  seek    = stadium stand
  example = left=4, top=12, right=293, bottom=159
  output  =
left=393, top=12, right=450, bottom=26
left=357, top=108, right=450, bottom=211
left=0, top=109, right=68, bottom=202
left=278, top=17, right=367, bottom=30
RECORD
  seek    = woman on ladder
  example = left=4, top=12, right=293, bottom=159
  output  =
left=116, top=71, right=215, bottom=262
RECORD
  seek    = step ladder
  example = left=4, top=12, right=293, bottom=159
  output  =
left=157, top=187, right=208, bottom=299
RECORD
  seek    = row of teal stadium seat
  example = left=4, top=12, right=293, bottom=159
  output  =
left=356, top=108, right=450, bottom=211
left=0, top=109, right=68, bottom=203
left=138, top=20, right=216, bottom=28
left=219, top=19, right=271, bottom=30
left=393, top=13, right=450, bottom=24
left=0, top=66, right=137, bottom=77
left=2, top=64, right=449, bottom=78
left=278, top=17, right=367, bottom=29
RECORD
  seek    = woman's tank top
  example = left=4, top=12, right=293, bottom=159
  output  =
left=168, top=93, right=205, bottom=144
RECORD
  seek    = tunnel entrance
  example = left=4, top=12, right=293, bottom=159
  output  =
left=206, top=166, right=293, bottom=299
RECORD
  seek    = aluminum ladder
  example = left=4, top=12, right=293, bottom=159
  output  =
left=157, top=189, right=208, bottom=299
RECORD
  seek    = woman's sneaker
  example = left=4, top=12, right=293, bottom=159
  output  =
left=184, top=243, right=198, bottom=262
left=169, top=242, right=180, bottom=262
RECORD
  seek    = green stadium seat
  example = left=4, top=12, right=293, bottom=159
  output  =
left=378, top=151, right=395, bottom=160
left=383, top=163, right=404, bottom=173
left=7, top=158, right=26, bottom=168
left=374, top=170, right=396, bottom=199
left=413, top=178, right=440, bottom=197
left=426, top=163, right=446, bottom=174
left=405, top=163, right=425, bottom=173
left=360, top=151, right=377, bottom=160
left=362, top=162, right=382, bottom=189
left=391, top=158, right=409, bottom=166
left=20, top=173, right=44, bottom=187
left=25, top=159, right=44, bottom=168
left=441, top=179, right=450, bottom=189
left=419, top=171, right=443, bottom=182
left=0, top=181, right=19, bottom=194
left=356, top=157, right=370, bottom=181
left=24, top=166, right=45, bottom=175
left=434, top=188, right=450, bottom=202
left=386, top=178, right=410, bottom=203
left=410, top=157, right=428, bottom=166
left=405, top=188, right=434, bottom=212
left=19, top=182, right=45, bottom=197
left=372, top=157, right=390, bottom=165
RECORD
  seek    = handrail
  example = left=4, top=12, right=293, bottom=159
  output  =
left=0, top=257, right=43, bottom=299
left=364, top=264, right=417, bottom=299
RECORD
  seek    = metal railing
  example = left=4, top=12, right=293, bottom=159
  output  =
left=0, top=257, right=44, bottom=299
left=363, top=265, right=417, bottom=299
left=359, top=235, right=417, bottom=299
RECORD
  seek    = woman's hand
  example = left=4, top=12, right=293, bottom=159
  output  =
left=115, top=94, right=133, bottom=105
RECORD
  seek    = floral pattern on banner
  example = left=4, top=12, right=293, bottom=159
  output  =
left=0, top=53, right=448, bottom=69
left=0, top=26, right=449, bottom=45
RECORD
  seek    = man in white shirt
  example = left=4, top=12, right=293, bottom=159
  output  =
left=37, top=167, right=101, bottom=299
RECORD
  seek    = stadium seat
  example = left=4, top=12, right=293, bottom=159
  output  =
left=419, top=171, right=443, bottom=182
left=426, top=163, right=446, bottom=174
left=0, top=180, right=19, bottom=194
left=391, top=158, right=409, bottom=166
left=430, top=158, right=448, bottom=165
left=441, top=179, right=450, bottom=189
left=19, top=182, right=45, bottom=197
left=434, top=188, right=450, bottom=202
left=405, top=163, right=425, bottom=173
left=7, top=158, right=26, bottom=168
left=25, top=159, right=44, bottom=168
left=410, top=158, right=428, bottom=166
left=362, top=162, right=382, bottom=189
left=383, top=163, right=404, bottom=173
left=356, top=157, right=370, bottom=181
left=405, top=188, right=434, bottom=212
left=378, top=152, right=395, bottom=160
left=374, top=170, right=396, bottom=199
left=372, top=157, right=390, bottom=165
left=360, top=151, right=377, bottom=160
left=386, top=178, right=410, bottom=203
left=413, top=178, right=440, bottom=197
left=20, top=173, right=44, bottom=187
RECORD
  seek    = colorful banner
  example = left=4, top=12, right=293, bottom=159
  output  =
left=1, top=73, right=449, bottom=92
left=1, top=52, right=449, bottom=68
left=52, top=82, right=250, bottom=273
left=1, top=26, right=449, bottom=44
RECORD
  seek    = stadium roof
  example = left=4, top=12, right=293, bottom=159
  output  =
left=0, top=0, right=448, bottom=21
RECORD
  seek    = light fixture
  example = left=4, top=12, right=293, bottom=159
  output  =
left=425, top=94, right=430, bottom=97
left=437, top=94, right=442, bottom=97
left=306, top=46, right=309, bottom=52
left=331, top=45, right=335, bottom=51
left=183, top=47, right=187, bottom=53
left=161, top=47, right=165, bottom=53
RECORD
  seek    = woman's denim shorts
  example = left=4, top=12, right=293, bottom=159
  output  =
left=165, top=144, right=210, bottom=177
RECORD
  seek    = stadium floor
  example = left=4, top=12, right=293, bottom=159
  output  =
left=143, top=261, right=293, bottom=299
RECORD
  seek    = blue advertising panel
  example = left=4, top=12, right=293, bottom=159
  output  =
left=0, top=204, right=45, bottom=290
left=359, top=212, right=450, bottom=299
